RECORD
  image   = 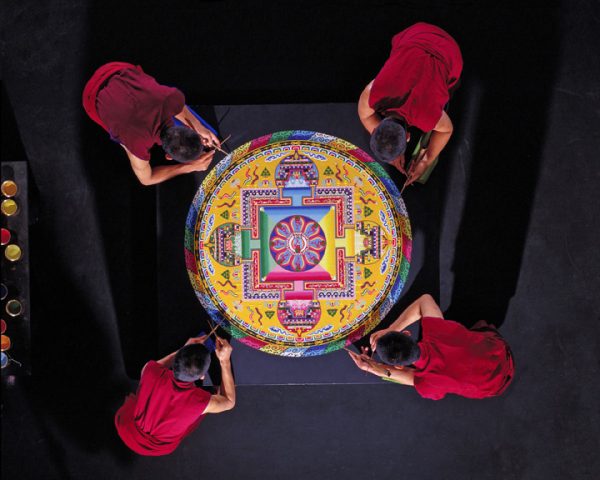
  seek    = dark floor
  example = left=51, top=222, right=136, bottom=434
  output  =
left=2, top=1, right=600, bottom=479
left=156, top=102, right=443, bottom=385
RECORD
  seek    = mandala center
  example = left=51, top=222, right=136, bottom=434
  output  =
left=270, top=215, right=326, bottom=272
left=287, top=233, right=308, bottom=254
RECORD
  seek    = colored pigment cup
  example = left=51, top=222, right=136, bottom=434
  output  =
left=0, top=319, right=6, bottom=334
left=6, top=300, right=22, bottom=317
left=1, top=199, right=18, bottom=216
left=1, top=228, right=10, bottom=245
left=1, top=335, right=10, bottom=352
left=0, top=283, right=7, bottom=300
left=4, top=244, right=21, bottom=261
left=0, top=352, right=8, bottom=368
left=1, top=180, right=18, bottom=197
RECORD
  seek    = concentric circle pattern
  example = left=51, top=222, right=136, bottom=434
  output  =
left=185, top=131, right=412, bottom=357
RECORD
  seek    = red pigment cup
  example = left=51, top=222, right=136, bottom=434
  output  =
left=0, top=335, right=10, bottom=352
left=0, top=319, right=6, bottom=334
left=0, top=228, right=10, bottom=245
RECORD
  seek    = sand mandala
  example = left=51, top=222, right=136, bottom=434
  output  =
left=185, top=131, right=412, bottom=357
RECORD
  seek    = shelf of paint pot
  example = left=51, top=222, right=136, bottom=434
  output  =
left=0, top=297, right=25, bottom=371
left=0, top=282, right=25, bottom=373
left=1, top=162, right=31, bottom=376
left=1, top=185, right=25, bottom=267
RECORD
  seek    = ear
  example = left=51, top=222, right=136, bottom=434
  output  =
left=200, top=374, right=205, bottom=380
left=406, top=132, right=411, bottom=142
left=165, top=153, right=173, bottom=161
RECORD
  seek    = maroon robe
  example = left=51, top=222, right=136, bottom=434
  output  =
left=369, top=23, right=463, bottom=132
left=413, top=317, right=515, bottom=400
left=115, top=361, right=211, bottom=456
left=82, top=62, right=185, bottom=160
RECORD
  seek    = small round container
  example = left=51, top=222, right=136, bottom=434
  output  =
left=1, top=180, right=18, bottom=197
left=1, top=335, right=10, bottom=352
left=6, top=300, right=22, bottom=317
left=1, top=199, right=18, bottom=216
left=0, top=283, right=7, bottom=301
left=1, top=228, right=10, bottom=245
left=0, top=319, right=6, bottom=334
left=0, top=352, right=8, bottom=368
left=5, top=244, right=22, bottom=262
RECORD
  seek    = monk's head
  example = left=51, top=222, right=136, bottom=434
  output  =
left=376, top=331, right=420, bottom=366
left=173, top=344, right=211, bottom=382
left=161, top=126, right=205, bottom=162
left=370, top=117, right=408, bottom=164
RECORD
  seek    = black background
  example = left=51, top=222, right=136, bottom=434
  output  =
left=2, top=1, right=599, bottom=479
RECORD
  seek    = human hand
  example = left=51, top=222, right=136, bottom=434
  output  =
left=369, top=328, right=390, bottom=352
left=215, top=336, right=233, bottom=363
left=348, top=349, right=372, bottom=372
left=405, top=150, right=429, bottom=186
left=348, top=346, right=380, bottom=374
left=187, top=150, right=215, bottom=172
left=181, top=111, right=220, bottom=149
left=390, top=154, right=406, bottom=175
left=185, top=335, right=208, bottom=346
left=198, top=127, right=221, bottom=149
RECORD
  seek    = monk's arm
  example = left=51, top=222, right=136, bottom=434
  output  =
left=156, top=351, right=177, bottom=368
left=371, top=295, right=439, bottom=351
left=383, top=366, right=415, bottom=386
left=424, top=111, right=453, bottom=162
left=405, top=111, right=454, bottom=184
left=358, top=81, right=381, bottom=134
left=153, top=335, right=209, bottom=371
left=366, top=361, right=414, bottom=384
left=203, top=360, right=236, bottom=414
left=388, top=294, right=444, bottom=333
left=203, top=338, right=236, bottom=414
left=174, top=106, right=220, bottom=147
left=123, top=145, right=214, bottom=186
left=354, top=354, right=415, bottom=386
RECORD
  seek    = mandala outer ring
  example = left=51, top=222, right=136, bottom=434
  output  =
left=185, top=131, right=412, bottom=357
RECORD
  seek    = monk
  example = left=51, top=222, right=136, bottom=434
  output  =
left=115, top=335, right=236, bottom=455
left=83, top=62, right=219, bottom=185
left=348, top=294, right=514, bottom=400
left=358, top=23, right=463, bottom=185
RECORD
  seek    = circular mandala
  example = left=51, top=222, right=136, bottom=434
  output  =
left=185, top=131, right=412, bottom=357
left=270, top=215, right=326, bottom=272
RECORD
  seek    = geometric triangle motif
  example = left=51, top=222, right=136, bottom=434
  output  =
left=265, top=311, right=275, bottom=319
left=364, top=206, right=373, bottom=217
left=221, top=270, right=230, bottom=279
left=327, top=309, right=338, bottom=317
left=261, top=167, right=270, bottom=177
left=220, top=210, right=229, bottom=219
left=364, top=268, right=372, bottom=278
left=323, top=166, right=334, bottom=175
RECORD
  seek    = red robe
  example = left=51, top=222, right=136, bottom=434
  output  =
left=369, top=23, right=463, bottom=132
left=413, top=317, right=514, bottom=400
left=115, top=361, right=211, bottom=456
left=82, top=62, right=140, bottom=131
left=82, top=62, right=185, bottom=160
